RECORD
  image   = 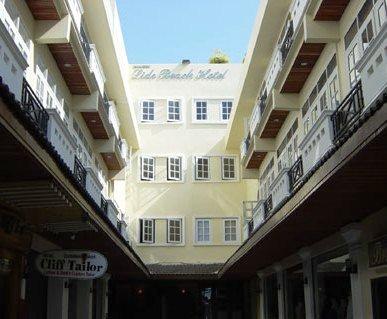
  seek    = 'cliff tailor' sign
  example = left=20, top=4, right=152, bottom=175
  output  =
left=132, top=68, right=229, bottom=81
left=36, top=250, right=107, bottom=280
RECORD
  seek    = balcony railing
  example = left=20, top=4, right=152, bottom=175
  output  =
left=248, top=219, right=254, bottom=236
left=280, top=20, right=294, bottom=64
left=80, top=23, right=91, bottom=61
left=0, top=1, right=30, bottom=60
left=101, top=196, right=108, bottom=215
left=21, top=79, right=49, bottom=135
left=288, top=156, right=304, bottom=191
left=263, top=194, right=273, bottom=218
left=331, top=81, right=364, bottom=142
left=249, top=103, right=261, bottom=135
left=74, top=156, right=87, bottom=187
left=240, top=136, right=251, bottom=159
left=259, top=95, right=267, bottom=117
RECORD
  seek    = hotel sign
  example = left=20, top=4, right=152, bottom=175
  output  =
left=36, top=250, right=108, bottom=280
left=132, top=68, right=229, bottom=81
left=369, top=236, right=387, bottom=268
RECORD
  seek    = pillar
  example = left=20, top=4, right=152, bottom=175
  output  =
left=298, top=248, right=314, bottom=319
left=274, top=264, right=285, bottom=319
left=76, top=280, right=93, bottom=319
left=96, top=274, right=111, bottom=319
left=47, top=278, right=69, bottom=319
left=257, top=273, right=265, bottom=319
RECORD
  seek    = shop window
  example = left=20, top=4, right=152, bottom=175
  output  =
left=285, top=265, right=305, bottom=319
left=372, top=277, right=387, bottom=319
left=313, top=250, right=353, bottom=319
left=264, top=274, right=279, bottom=319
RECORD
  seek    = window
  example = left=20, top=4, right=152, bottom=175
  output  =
left=140, top=219, right=154, bottom=243
left=224, top=219, right=237, bottom=242
left=141, top=156, right=155, bottom=181
left=329, top=76, right=340, bottom=108
left=167, top=219, right=182, bottom=243
left=168, top=100, right=181, bottom=122
left=196, top=101, right=207, bottom=120
left=347, top=44, right=361, bottom=88
left=141, top=100, right=155, bottom=122
left=377, top=1, right=387, bottom=28
left=221, top=101, right=232, bottom=121
left=222, top=157, right=236, bottom=180
left=195, top=157, right=210, bottom=180
left=361, top=20, right=374, bottom=50
left=168, top=157, right=182, bottom=181
left=196, top=219, right=210, bottom=243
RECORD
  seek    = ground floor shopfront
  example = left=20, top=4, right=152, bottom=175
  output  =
left=251, top=208, right=387, bottom=319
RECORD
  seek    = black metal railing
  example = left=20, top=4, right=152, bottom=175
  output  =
left=101, top=196, right=108, bottom=215
left=248, top=219, right=254, bottom=236
left=280, top=20, right=294, bottom=64
left=288, top=156, right=304, bottom=191
left=331, top=81, right=364, bottom=142
left=263, top=195, right=273, bottom=218
left=80, top=24, right=91, bottom=62
left=74, top=156, right=87, bottom=188
left=21, top=79, right=49, bottom=135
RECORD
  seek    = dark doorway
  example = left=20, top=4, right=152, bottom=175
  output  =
left=372, top=277, right=387, bottom=319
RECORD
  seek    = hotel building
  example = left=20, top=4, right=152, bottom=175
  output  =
left=0, top=0, right=386, bottom=318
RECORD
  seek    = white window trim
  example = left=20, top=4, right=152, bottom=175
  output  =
left=221, top=156, right=237, bottom=180
left=193, top=100, right=208, bottom=122
left=140, top=156, right=155, bottom=181
left=194, top=156, right=211, bottom=180
left=168, top=156, right=182, bottom=181
left=167, top=218, right=183, bottom=244
left=223, top=218, right=239, bottom=244
left=167, top=99, right=182, bottom=122
left=220, top=100, right=233, bottom=122
left=140, top=100, right=155, bottom=122
left=140, top=218, right=154, bottom=244
left=194, top=218, right=212, bottom=245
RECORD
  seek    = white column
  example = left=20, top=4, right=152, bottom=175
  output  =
left=275, top=264, right=285, bottom=319
left=298, top=248, right=314, bottom=319
left=47, top=278, right=69, bottom=319
left=341, top=223, right=369, bottom=319
left=100, top=274, right=111, bottom=319
left=76, top=280, right=93, bottom=319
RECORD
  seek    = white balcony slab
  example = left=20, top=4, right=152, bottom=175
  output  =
left=85, top=168, right=103, bottom=205
left=269, top=168, right=290, bottom=209
left=357, top=23, right=387, bottom=108
left=46, top=109, right=77, bottom=171
left=300, top=109, right=334, bottom=174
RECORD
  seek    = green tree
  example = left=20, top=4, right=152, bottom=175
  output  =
left=209, top=49, right=230, bottom=64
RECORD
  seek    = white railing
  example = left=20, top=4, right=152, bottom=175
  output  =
left=264, top=48, right=282, bottom=96
left=118, top=138, right=128, bottom=162
left=240, top=138, right=249, bottom=159
left=89, top=44, right=106, bottom=95
left=290, top=0, right=309, bottom=33
left=249, top=103, right=261, bottom=136
left=0, top=0, right=30, bottom=60
left=269, top=168, right=291, bottom=209
left=108, top=101, right=120, bottom=138
left=67, top=0, right=83, bottom=32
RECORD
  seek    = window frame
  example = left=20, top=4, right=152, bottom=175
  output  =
left=167, top=99, right=181, bottom=122
left=167, top=218, right=183, bottom=244
left=140, top=218, right=155, bottom=244
left=220, top=100, right=233, bottom=121
left=195, top=100, right=208, bottom=121
left=141, top=100, right=155, bottom=122
left=167, top=156, right=182, bottom=181
left=195, top=218, right=211, bottom=244
left=195, top=156, right=210, bottom=180
left=223, top=218, right=238, bottom=243
left=140, top=156, right=155, bottom=181
left=221, top=156, right=237, bottom=180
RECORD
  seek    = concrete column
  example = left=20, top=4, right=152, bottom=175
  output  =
left=76, top=280, right=93, bottom=319
left=298, top=248, right=314, bottom=319
left=96, top=274, right=110, bottom=319
left=341, top=223, right=369, bottom=319
left=47, top=278, right=69, bottom=319
left=257, top=273, right=266, bottom=319
left=275, top=266, right=285, bottom=319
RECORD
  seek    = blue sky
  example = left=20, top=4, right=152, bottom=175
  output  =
left=116, top=0, right=260, bottom=64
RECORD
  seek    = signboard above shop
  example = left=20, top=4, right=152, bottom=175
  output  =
left=36, top=250, right=108, bottom=280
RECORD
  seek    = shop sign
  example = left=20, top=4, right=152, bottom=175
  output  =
left=132, top=68, right=229, bottom=81
left=36, top=250, right=107, bottom=280
left=369, top=236, right=387, bottom=268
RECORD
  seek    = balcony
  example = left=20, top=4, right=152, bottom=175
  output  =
left=314, top=0, right=351, bottom=21
left=270, top=168, right=291, bottom=208
left=25, top=0, right=60, bottom=20
left=85, top=167, right=103, bottom=205
left=96, top=135, right=127, bottom=171
left=118, top=217, right=130, bottom=243
left=108, top=99, right=120, bottom=138
left=107, top=199, right=120, bottom=228
left=240, top=135, right=269, bottom=170
left=73, top=91, right=113, bottom=139
left=357, top=22, right=387, bottom=107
